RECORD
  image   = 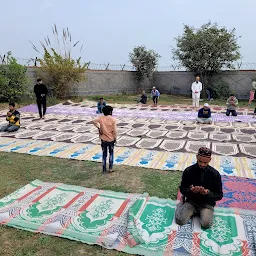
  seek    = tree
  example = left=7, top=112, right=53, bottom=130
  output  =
left=172, top=22, right=241, bottom=91
left=31, top=24, right=88, bottom=98
left=129, top=46, right=160, bottom=89
left=0, top=52, right=30, bottom=101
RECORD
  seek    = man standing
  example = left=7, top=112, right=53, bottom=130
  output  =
left=151, top=87, right=160, bottom=106
left=34, top=78, right=48, bottom=119
left=196, top=103, right=212, bottom=124
left=191, top=76, right=202, bottom=110
left=0, top=103, right=20, bottom=132
left=93, top=106, right=117, bottom=174
left=96, top=98, right=107, bottom=114
left=175, top=147, right=223, bottom=229
left=226, top=94, right=238, bottom=116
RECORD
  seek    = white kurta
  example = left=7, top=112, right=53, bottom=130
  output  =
left=191, top=81, right=202, bottom=107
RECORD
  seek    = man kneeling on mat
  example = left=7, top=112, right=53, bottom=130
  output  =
left=175, top=147, right=223, bottom=229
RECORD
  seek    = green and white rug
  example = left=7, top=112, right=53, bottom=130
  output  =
left=0, top=180, right=255, bottom=255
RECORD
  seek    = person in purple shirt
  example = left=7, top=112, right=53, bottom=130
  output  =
left=196, top=103, right=212, bottom=124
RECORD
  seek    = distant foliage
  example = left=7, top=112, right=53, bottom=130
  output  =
left=0, top=52, right=30, bottom=101
left=212, top=78, right=231, bottom=99
left=173, top=22, right=241, bottom=73
left=129, top=46, right=160, bottom=85
left=31, top=24, right=88, bottom=98
left=173, top=22, right=241, bottom=93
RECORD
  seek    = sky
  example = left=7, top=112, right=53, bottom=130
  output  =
left=0, top=0, right=255, bottom=66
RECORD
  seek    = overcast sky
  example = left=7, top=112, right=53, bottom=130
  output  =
left=0, top=0, right=255, bottom=66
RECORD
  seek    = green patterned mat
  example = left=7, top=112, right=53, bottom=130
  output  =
left=0, top=180, right=255, bottom=256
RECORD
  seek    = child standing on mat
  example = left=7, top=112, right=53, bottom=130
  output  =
left=93, top=106, right=117, bottom=174
left=34, top=78, right=48, bottom=119
left=151, top=87, right=160, bottom=106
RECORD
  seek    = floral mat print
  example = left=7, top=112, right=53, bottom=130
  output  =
left=0, top=137, right=255, bottom=179
left=217, top=176, right=256, bottom=211
left=0, top=180, right=255, bottom=256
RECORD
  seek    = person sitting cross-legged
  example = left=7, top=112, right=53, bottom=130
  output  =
left=196, top=103, right=212, bottom=124
left=0, top=102, right=20, bottom=132
left=175, top=147, right=223, bottom=229
left=226, top=94, right=238, bottom=116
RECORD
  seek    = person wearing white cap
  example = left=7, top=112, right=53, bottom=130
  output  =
left=196, top=103, right=212, bottom=124
left=191, top=76, right=202, bottom=110
left=151, top=86, right=160, bottom=106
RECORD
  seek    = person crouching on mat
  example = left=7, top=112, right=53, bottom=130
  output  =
left=175, top=147, right=223, bottom=229
left=151, top=87, right=160, bottom=106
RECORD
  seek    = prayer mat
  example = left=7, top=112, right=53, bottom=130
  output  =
left=217, top=176, right=256, bottom=211
left=0, top=180, right=255, bottom=256
left=0, top=137, right=255, bottom=179
left=17, top=104, right=255, bottom=123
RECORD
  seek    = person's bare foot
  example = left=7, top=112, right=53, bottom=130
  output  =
left=42, top=115, right=45, bottom=119
left=109, top=170, right=114, bottom=173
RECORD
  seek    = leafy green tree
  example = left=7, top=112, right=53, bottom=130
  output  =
left=31, top=24, right=88, bottom=98
left=172, top=22, right=241, bottom=92
left=0, top=52, right=30, bottom=101
left=129, top=46, right=160, bottom=88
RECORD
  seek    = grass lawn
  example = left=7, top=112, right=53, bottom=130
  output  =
left=0, top=94, right=254, bottom=112
left=85, top=94, right=253, bottom=108
left=0, top=152, right=182, bottom=256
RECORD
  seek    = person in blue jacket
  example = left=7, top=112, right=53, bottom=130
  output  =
left=196, top=103, right=212, bottom=124
left=96, top=98, right=107, bottom=114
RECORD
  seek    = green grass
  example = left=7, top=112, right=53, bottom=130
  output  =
left=85, top=94, right=253, bottom=107
left=0, top=94, right=254, bottom=111
left=0, top=152, right=182, bottom=256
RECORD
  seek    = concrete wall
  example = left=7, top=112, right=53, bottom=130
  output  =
left=27, top=68, right=140, bottom=95
left=153, top=71, right=195, bottom=95
left=213, top=71, right=256, bottom=99
left=27, top=68, right=256, bottom=99
left=154, top=70, right=256, bottom=99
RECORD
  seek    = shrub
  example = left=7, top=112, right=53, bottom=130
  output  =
left=129, top=46, right=160, bottom=89
left=31, top=24, right=87, bottom=98
left=212, top=78, right=231, bottom=99
left=0, top=52, right=30, bottom=101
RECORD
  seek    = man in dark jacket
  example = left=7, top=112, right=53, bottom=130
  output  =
left=175, top=147, right=223, bottom=229
left=34, top=78, right=48, bottom=119
left=139, top=90, right=147, bottom=104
